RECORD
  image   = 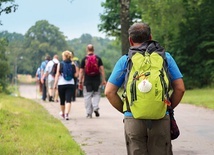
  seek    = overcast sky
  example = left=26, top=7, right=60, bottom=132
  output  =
left=0, top=0, right=106, bottom=39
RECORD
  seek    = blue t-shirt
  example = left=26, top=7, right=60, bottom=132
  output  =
left=36, top=67, right=41, bottom=79
left=40, top=60, right=48, bottom=71
left=40, top=60, right=49, bottom=79
left=108, top=52, right=183, bottom=117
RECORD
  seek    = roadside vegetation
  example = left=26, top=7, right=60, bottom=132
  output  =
left=0, top=94, right=85, bottom=155
left=181, top=88, right=214, bottom=110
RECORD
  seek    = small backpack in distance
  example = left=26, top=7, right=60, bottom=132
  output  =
left=50, top=61, right=58, bottom=77
left=85, top=54, right=100, bottom=76
left=61, top=61, right=74, bottom=81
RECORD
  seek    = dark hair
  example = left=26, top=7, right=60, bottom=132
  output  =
left=45, top=55, right=51, bottom=61
left=128, top=23, right=151, bottom=43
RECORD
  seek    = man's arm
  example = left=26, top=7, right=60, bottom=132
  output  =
left=99, top=65, right=106, bottom=85
left=79, top=68, right=84, bottom=83
left=41, top=64, right=49, bottom=84
left=78, top=68, right=84, bottom=90
left=105, top=82, right=123, bottom=113
left=40, top=63, right=44, bottom=82
left=170, top=78, right=185, bottom=109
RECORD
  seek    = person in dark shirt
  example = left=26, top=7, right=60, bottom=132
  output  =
left=79, top=44, right=106, bottom=118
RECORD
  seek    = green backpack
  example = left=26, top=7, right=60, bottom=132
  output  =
left=122, top=40, right=171, bottom=119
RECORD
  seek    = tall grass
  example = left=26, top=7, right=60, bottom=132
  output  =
left=0, top=94, right=85, bottom=155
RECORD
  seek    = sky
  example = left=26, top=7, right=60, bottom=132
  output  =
left=0, top=0, right=106, bottom=40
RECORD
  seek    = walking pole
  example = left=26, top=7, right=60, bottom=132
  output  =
left=35, top=79, right=37, bottom=99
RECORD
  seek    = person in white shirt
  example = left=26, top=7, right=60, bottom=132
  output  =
left=42, top=55, right=59, bottom=102
left=53, top=51, right=79, bottom=120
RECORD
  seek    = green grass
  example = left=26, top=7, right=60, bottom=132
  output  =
left=181, top=88, right=214, bottom=109
left=0, top=94, right=85, bottom=155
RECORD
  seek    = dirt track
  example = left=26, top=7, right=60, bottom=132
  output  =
left=19, top=84, right=214, bottom=155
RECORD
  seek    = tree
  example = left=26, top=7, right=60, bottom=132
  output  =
left=0, top=0, right=18, bottom=93
left=99, top=0, right=142, bottom=55
left=120, top=0, right=131, bottom=55
left=0, top=31, right=30, bottom=83
left=5, top=32, right=25, bottom=77
left=174, top=0, right=214, bottom=88
left=24, top=20, right=68, bottom=75
left=0, top=38, right=10, bottom=92
left=0, top=0, right=18, bottom=25
left=137, top=0, right=184, bottom=50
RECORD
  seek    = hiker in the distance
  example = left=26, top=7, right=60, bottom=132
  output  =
left=53, top=50, right=78, bottom=120
left=105, top=22, right=185, bottom=155
left=41, top=55, right=59, bottom=102
left=40, top=55, right=51, bottom=101
left=79, top=44, right=106, bottom=118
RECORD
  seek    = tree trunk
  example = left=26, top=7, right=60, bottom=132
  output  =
left=120, top=0, right=130, bottom=55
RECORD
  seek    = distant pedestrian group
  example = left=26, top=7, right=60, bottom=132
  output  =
left=36, top=44, right=105, bottom=120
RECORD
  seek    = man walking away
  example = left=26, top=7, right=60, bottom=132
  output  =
left=40, top=55, right=51, bottom=101
left=41, top=55, right=59, bottom=102
left=105, top=23, right=185, bottom=155
left=79, top=44, right=106, bottom=118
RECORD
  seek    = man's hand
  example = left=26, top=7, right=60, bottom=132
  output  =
left=41, top=78, right=44, bottom=84
left=102, top=80, right=107, bottom=86
left=105, top=82, right=123, bottom=113
left=78, top=82, right=83, bottom=90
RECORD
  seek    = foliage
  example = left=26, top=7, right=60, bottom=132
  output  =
left=0, top=94, right=85, bottom=155
left=137, top=0, right=184, bottom=50
left=98, top=0, right=142, bottom=54
left=174, top=0, right=214, bottom=88
left=0, top=0, right=18, bottom=25
left=0, top=31, right=30, bottom=84
left=0, top=38, right=10, bottom=93
left=24, top=20, right=69, bottom=75
left=99, top=0, right=141, bottom=37
left=0, top=0, right=19, bottom=93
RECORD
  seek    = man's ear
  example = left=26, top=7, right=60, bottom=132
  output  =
left=149, top=35, right=152, bottom=40
left=129, top=37, right=134, bottom=46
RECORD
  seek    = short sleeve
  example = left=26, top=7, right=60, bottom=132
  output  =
left=166, top=52, right=183, bottom=81
left=108, top=55, right=128, bottom=87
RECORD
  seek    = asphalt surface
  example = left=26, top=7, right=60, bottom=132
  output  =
left=19, top=84, right=214, bottom=155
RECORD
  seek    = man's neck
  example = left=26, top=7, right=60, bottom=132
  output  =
left=132, top=43, right=143, bottom=47
left=87, top=52, right=94, bottom=55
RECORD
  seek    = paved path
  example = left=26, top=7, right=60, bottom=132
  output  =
left=19, top=84, right=214, bottom=155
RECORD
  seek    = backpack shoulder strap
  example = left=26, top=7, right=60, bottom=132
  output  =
left=52, top=60, right=57, bottom=64
left=60, top=61, right=64, bottom=73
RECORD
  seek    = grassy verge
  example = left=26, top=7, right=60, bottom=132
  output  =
left=0, top=94, right=85, bottom=155
left=181, top=88, right=214, bottom=109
